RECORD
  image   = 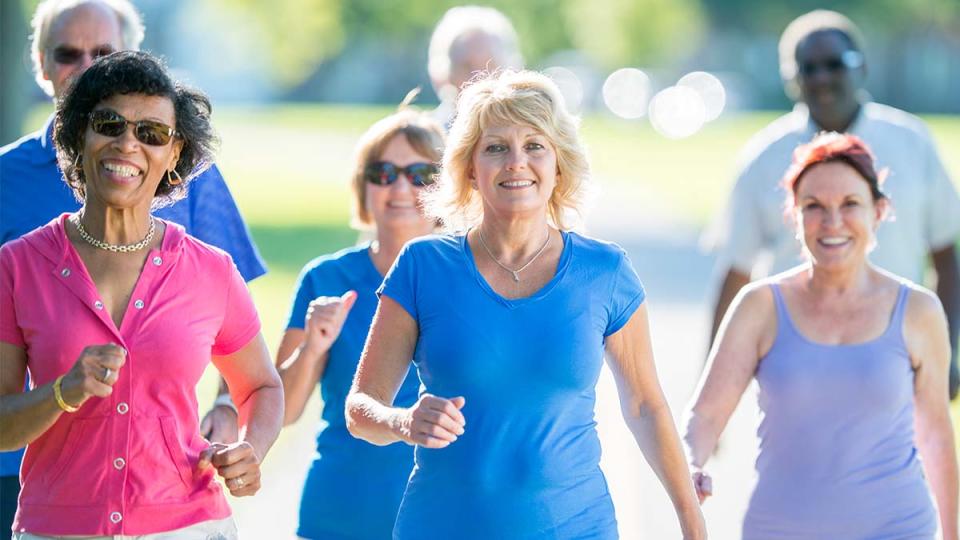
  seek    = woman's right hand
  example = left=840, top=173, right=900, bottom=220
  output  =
left=396, top=394, right=466, bottom=448
left=59, top=344, right=126, bottom=409
left=302, top=291, right=357, bottom=357
left=691, top=467, right=713, bottom=504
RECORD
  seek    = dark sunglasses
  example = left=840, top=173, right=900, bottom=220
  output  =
left=364, top=161, right=438, bottom=187
left=51, top=45, right=115, bottom=65
left=798, top=50, right=864, bottom=78
left=88, top=109, right=177, bottom=146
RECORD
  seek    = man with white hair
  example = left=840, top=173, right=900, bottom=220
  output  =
left=427, top=5, right=523, bottom=127
left=706, top=9, right=960, bottom=398
left=0, top=2, right=265, bottom=535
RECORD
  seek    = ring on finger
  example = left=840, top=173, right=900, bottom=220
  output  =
left=235, top=476, right=244, bottom=488
left=102, top=367, right=112, bottom=382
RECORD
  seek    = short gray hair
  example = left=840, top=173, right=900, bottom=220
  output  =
left=428, top=6, right=522, bottom=89
left=31, top=0, right=145, bottom=96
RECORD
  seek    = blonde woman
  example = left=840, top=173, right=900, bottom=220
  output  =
left=276, top=107, right=443, bottom=539
left=346, top=71, right=705, bottom=539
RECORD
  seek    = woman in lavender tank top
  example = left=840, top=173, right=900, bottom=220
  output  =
left=684, top=133, right=958, bottom=540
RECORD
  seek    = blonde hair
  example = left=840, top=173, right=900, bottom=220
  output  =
left=349, top=100, right=445, bottom=228
left=424, top=70, right=592, bottom=233
left=31, top=0, right=145, bottom=96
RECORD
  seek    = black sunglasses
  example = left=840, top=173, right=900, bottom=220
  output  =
left=51, top=45, right=115, bottom=65
left=88, top=109, right=178, bottom=146
left=364, top=161, right=438, bottom=187
left=798, top=50, right=864, bottom=78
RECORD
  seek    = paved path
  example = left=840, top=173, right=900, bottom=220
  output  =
left=229, top=221, right=762, bottom=539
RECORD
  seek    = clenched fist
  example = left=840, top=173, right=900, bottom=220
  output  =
left=302, top=291, right=358, bottom=357
left=59, top=343, right=127, bottom=409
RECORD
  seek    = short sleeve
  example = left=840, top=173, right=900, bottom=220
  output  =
left=710, top=166, right=766, bottom=274
left=0, top=248, right=24, bottom=347
left=212, top=258, right=262, bottom=356
left=605, top=250, right=646, bottom=337
left=377, top=242, right=418, bottom=321
left=285, top=263, right=317, bottom=330
left=922, top=137, right=960, bottom=250
left=187, top=165, right=268, bottom=282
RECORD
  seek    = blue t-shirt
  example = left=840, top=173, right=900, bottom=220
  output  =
left=0, top=116, right=267, bottom=477
left=378, top=231, right=645, bottom=540
left=285, top=243, right=420, bottom=540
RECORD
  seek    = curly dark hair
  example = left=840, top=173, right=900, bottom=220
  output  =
left=54, top=50, right=219, bottom=207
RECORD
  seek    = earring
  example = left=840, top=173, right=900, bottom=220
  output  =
left=166, top=169, right=183, bottom=186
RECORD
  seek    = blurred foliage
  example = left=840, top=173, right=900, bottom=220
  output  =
left=207, top=0, right=344, bottom=88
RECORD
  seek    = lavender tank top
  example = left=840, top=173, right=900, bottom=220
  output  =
left=744, top=283, right=937, bottom=540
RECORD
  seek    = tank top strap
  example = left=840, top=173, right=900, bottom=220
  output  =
left=768, top=283, right=794, bottom=337
left=883, top=283, right=911, bottom=341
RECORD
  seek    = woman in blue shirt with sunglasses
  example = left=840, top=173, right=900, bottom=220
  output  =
left=276, top=106, right=443, bottom=540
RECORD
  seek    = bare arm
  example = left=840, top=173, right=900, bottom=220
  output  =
left=0, top=342, right=125, bottom=451
left=276, top=291, right=356, bottom=426
left=346, top=296, right=464, bottom=448
left=684, top=284, right=773, bottom=496
left=906, top=289, right=959, bottom=540
left=931, top=244, right=960, bottom=400
left=605, top=304, right=706, bottom=540
left=709, top=267, right=751, bottom=352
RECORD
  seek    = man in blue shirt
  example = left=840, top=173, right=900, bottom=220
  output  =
left=0, top=2, right=266, bottom=535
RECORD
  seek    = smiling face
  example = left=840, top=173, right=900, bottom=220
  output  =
left=82, top=93, right=181, bottom=211
left=365, top=134, right=436, bottom=234
left=795, top=160, right=886, bottom=270
left=471, top=123, right=558, bottom=222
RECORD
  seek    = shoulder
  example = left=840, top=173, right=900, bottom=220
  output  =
left=735, top=110, right=809, bottom=175
left=401, top=233, right=461, bottom=260
left=903, top=281, right=947, bottom=333
left=171, top=224, right=236, bottom=271
left=862, top=102, right=934, bottom=141
left=0, top=131, right=43, bottom=162
left=567, top=231, right=628, bottom=269
left=298, top=243, right=370, bottom=277
left=0, top=217, right=63, bottom=267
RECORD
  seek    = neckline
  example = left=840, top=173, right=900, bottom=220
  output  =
left=361, top=241, right=386, bottom=281
left=460, top=230, right=572, bottom=308
left=773, top=283, right=905, bottom=348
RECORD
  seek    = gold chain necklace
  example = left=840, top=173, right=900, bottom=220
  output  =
left=71, top=212, right=156, bottom=253
left=477, top=227, right=551, bottom=283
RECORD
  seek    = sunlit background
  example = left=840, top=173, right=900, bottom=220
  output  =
left=2, top=0, right=959, bottom=538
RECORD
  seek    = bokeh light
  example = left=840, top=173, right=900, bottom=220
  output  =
left=676, top=71, right=726, bottom=122
left=602, top=68, right=652, bottom=119
left=543, top=66, right=584, bottom=113
left=648, top=86, right=706, bottom=139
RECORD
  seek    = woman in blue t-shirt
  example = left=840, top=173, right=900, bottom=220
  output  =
left=276, top=106, right=444, bottom=540
left=345, top=70, right=706, bottom=539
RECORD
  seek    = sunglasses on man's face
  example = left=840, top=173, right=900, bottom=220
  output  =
left=364, top=162, right=438, bottom=187
left=88, top=109, right=177, bottom=146
left=798, top=50, right=864, bottom=78
left=50, top=45, right=115, bottom=65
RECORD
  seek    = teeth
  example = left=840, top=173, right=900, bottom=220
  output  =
left=501, top=180, right=533, bottom=188
left=387, top=201, right=414, bottom=208
left=820, top=237, right=849, bottom=245
left=103, top=163, right=140, bottom=177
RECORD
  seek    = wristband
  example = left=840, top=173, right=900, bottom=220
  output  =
left=212, top=393, right=238, bottom=415
left=53, top=375, right=79, bottom=413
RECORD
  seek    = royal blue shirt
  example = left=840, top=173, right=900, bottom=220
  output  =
left=0, top=115, right=267, bottom=477
left=286, top=243, right=420, bottom=540
left=379, top=232, right=645, bottom=540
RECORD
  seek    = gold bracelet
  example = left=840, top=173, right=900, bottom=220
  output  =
left=53, top=375, right=79, bottom=413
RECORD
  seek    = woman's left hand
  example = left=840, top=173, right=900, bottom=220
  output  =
left=197, top=441, right=261, bottom=497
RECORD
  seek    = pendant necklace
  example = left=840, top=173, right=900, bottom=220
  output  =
left=477, top=226, right=551, bottom=283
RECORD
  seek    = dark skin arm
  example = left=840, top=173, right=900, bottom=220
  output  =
left=709, top=268, right=751, bottom=354
left=932, top=244, right=960, bottom=400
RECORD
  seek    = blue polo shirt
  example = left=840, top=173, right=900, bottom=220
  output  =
left=0, top=115, right=268, bottom=477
